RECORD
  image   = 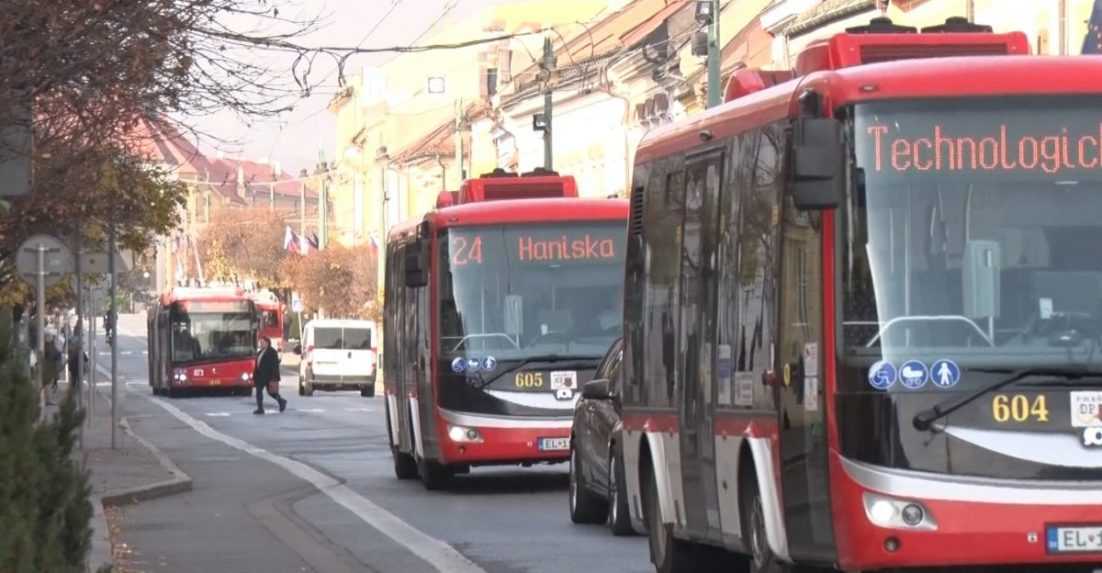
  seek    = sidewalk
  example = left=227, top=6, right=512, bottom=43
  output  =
left=49, top=376, right=194, bottom=572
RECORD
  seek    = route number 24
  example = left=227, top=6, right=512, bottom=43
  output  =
left=992, top=394, right=1049, bottom=423
left=451, top=236, right=484, bottom=267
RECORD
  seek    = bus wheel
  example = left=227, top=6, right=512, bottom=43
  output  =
left=360, top=386, right=375, bottom=398
left=302, top=382, right=314, bottom=397
left=643, top=461, right=700, bottom=573
left=569, top=445, right=607, bottom=524
left=418, top=457, right=451, bottom=490
left=607, top=445, right=634, bottom=535
left=297, top=382, right=305, bottom=396
left=742, top=472, right=784, bottom=573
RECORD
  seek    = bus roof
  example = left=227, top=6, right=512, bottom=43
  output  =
left=159, top=287, right=249, bottom=306
left=636, top=55, right=1102, bottom=164
left=387, top=197, right=628, bottom=243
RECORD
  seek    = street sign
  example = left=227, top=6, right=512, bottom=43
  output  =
left=80, top=250, right=133, bottom=274
left=291, top=292, right=303, bottom=313
left=16, top=234, right=72, bottom=287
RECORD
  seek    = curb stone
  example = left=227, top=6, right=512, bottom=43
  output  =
left=100, top=417, right=193, bottom=506
left=85, top=412, right=194, bottom=572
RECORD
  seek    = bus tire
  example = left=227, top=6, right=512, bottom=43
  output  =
left=418, top=457, right=451, bottom=490
left=360, top=386, right=374, bottom=398
left=643, top=459, right=700, bottom=573
left=569, top=445, right=607, bottom=524
left=297, top=382, right=305, bottom=396
left=303, top=382, right=314, bottom=397
left=741, top=470, right=784, bottom=573
left=607, top=445, right=634, bottom=535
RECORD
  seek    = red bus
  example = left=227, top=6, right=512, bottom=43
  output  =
left=384, top=169, right=628, bottom=489
left=621, top=17, right=1102, bottom=573
left=251, top=290, right=285, bottom=352
left=147, top=287, right=259, bottom=397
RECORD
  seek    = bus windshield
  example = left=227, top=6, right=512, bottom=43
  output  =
left=171, top=309, right=256, bottom=364
left=439, top=221, right=626, bottom=359
left=845, top=97, right=1102, bottom=374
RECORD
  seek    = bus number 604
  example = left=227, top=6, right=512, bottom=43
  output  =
left=515, top=372, right=544, bottom=389
left=992, top=394, right=1049, bottom=423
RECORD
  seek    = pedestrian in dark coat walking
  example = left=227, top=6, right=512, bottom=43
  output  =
left=253, top=336, right=287, bottom=414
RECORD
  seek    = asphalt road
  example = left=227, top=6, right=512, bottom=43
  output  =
left=104, top=314, right=651, bottom=573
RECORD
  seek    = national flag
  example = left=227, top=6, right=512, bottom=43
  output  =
left=1083, top=0, right=1102, bottom=54
left=308, top=233, right=320, bottom=250
left=283, top=226, right=300, bottom=254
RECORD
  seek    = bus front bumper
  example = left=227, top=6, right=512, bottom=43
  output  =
left=832, top=454, right=1102, bottom=571
left=436, top=409, right=572, bottom=465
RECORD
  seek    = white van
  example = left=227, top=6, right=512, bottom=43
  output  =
left=295, top=319, right=377, bottom=397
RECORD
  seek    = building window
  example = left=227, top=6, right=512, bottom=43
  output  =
left=481, top=67, right=498, bottom=99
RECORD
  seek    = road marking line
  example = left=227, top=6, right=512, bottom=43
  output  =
left=145, top=396, right=486, bottom=573
left=205, top=412, right=231, bottom=417
left=345, top=408, right=371, bottom=412
left=299, top=408, right=325, bottom=413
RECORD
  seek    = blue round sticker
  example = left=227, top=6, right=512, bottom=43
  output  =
left=483, top=356, right=497, bottom=371
left=930, top=359, right=961, bottom=388
left=467, top=357, right=482, bottom=372
left=868, top=360, right=897, bottom=390
left=899, top=360, right=929, bottom=389
left=451, top=357, right=467, bottom=374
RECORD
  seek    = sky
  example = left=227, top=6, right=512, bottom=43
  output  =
left=194, top=0, right=511, bottom=174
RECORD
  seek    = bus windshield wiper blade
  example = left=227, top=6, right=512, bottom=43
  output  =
left=472, top=354, right=596, bottom=390
left=913, top=367, right=1102, bottom=432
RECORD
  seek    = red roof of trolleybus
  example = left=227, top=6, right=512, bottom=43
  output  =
left=158, top=287, right=250, bottom=306
left=636, top=55, right=1102, bottom=164
left=388, top=197, right=628, bottom=241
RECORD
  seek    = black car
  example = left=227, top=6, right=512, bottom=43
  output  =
left=568, top=337, right=633, bottom=535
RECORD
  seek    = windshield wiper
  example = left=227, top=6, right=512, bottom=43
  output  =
left=913, top=367, right=1102, bottom=432
left=471, top=354, right=596, bottom=390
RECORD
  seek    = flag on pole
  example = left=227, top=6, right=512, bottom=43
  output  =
left=1083, top=0, right=1102, bottom=54
left=283, top=226, right=300, bottom=254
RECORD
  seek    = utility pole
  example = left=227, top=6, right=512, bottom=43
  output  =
left=541, top=37, right=555, bottom=170
left=73, top=230, right=83, bottom=451
left=706, top=0, right=722, bottom=109
left=108, top=221, right=118, bottom=450
left=455, top=97, right=466, bottom=182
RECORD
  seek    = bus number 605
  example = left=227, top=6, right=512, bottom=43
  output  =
left=515, top=372, right=544, bottom=389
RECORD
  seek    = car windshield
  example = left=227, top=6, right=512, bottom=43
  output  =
left=171, top=312, right=256, bottom=363
left=844, top=97, right=1102, bottom=378
left=439, top=221, right=626, bottom=360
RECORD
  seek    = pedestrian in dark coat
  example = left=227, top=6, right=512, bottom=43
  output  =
left=253, top=336, right=287, bottom=414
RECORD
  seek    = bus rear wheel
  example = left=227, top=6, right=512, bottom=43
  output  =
left=643, top=461, right=701, bottom=573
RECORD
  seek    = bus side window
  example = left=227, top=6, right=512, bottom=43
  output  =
left=640, top=160, right=674, bottom=408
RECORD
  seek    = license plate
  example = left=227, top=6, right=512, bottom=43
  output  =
left=537, top=437, right=569, bottom=451
left=1047, top=525, right=1102, bottom=553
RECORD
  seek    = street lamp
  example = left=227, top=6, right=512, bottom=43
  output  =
left=695, top=0, right=714, bottom=24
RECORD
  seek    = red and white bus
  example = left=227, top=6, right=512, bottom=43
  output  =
left=147, top=287, right=259, bottom=397
left=251, top=290, right=285, bottom=352
left=621, top=17, right=1102, bottom=573
left=384, top=169, right=628, bottom=489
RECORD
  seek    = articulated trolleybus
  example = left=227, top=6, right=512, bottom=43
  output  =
left=385, top=169, right=628, bottom=489
left=622, top=17, right=1102, bottom=573
left=148, top=287, right=260, bottom=397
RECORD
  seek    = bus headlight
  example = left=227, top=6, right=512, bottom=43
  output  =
left=863, top=493, right=937, bottom=530
left=173, top=371, right=187, bottom=383
left=447, top=425, right=483, bottom=443
left=240, top=373, right=250, bottom=382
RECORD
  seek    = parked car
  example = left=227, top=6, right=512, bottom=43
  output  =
left=568, top=337, right=633, bottom=535
left=294, top=319, right=377, bottom=397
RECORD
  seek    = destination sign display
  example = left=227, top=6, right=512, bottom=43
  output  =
left=855, top=98, right=1102, bottom=182
left=448, top=224, right=623, bottom=268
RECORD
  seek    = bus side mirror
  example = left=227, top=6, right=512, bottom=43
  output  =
left=789, top=118, right=843, bottom=210
left=404, top=241, right=428, bottom=288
